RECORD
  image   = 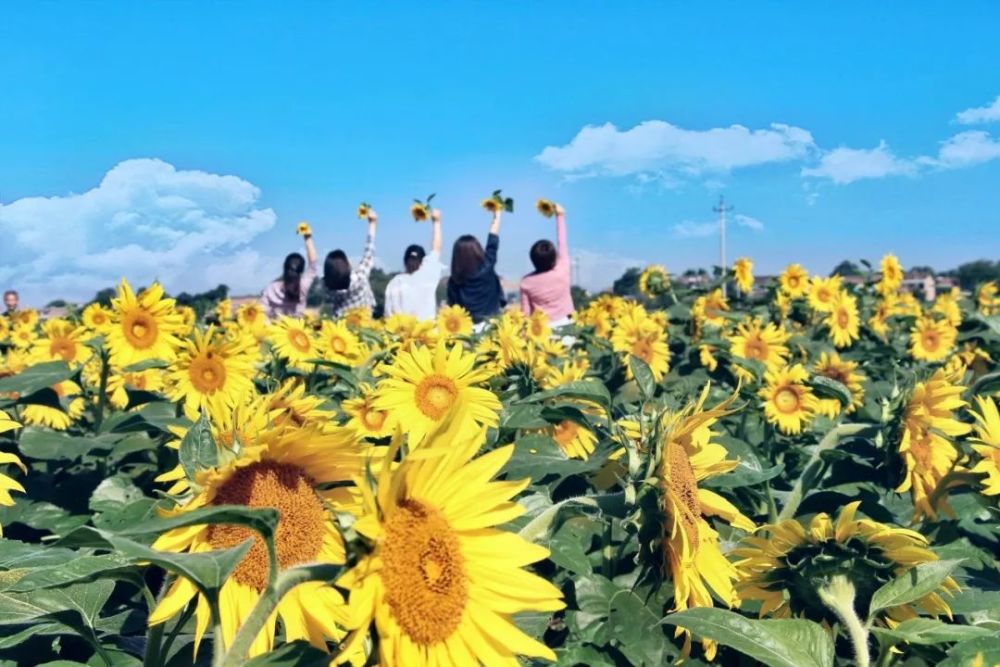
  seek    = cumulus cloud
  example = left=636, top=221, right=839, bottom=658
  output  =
left=801, top=140, right=919, bottom=184
left=932, top=130, right=1000, bottom=168
left=535, top=120, right=816, bottom=181
left=955, top=95, right=1000, bottom=125
left=672, top=214, right=765, bottom=238
left=0, top=158, right=277, bottom=303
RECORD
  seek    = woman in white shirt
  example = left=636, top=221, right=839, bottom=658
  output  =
left=384, top=208, right=444, bottom=320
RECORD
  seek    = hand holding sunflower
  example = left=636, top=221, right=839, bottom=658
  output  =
left=411, top=193, right=435, bottom=222
left=357, top=202, right=372, bottom=220
left=296, top=221, right=312, bottom=237
left=482, top=189, right=514, bottom=215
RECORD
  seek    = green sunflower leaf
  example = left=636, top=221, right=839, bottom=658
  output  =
left=868, top=559, right=963, bottom=618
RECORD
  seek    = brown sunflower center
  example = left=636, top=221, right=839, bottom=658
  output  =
left=206, top=461, right=326, bottom=591
left=921, top=330, right=940, bottom=351
left=329, top=336, right=348, bottom=354
left=361, top=405, right=388, bottom=432
left=381, top=499, right=468, bottom=645
left=837, top=309, right=850, bottom=328
left=49, top=337, right=77, bottom=362
left=189, top=351, right=227, bottom=393
left=774, top=387, right=801, bottom=414
left=288, top=329, right=311, bottom=353
left=553, top=420, right=579, bottom=449
left=663, top=442, right=701, bottom=550
left=631, top=340, right=654, bottom=364
left=744, top=337, right=769, bottom=361
left=122, top=311, right=159, bottom=349
left=414, top=374, right=458, bottom=421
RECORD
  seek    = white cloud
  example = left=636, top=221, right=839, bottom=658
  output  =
left=535, top=120, right=816, bottom=180
left=932, top=130, right=1000, bottom=168
left=955, top=95, right=1000, bottom=125
left=672, top=214, right=764, bottom=238
left=734, top=214, right=764, bottom=231
left=801, top=140, right=919, bottom=184
left=0, top=158, right=277, bottom=303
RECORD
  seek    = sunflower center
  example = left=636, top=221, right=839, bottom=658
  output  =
left=774, top=387, right=801, bottom=414
left=663, top=443, right=701, bottom=550
left=837, top=309, right=850, bottom=328
left=288, top=329, right=311, bottom=353
left=189, top=352, right=227, bottom=393
left=50, top=338, right=76, bottom=362
left=361, top=405, right=388, bottom=431
left=553, top=420, right=579, bottom=449
left=122, top=311, right=159, bottom=349
left=744, top=337, right=769, bottom=361
left=921, top=330, right=940, bottom=351
left=206, top=461, right=326, bottom=591
left=330, top=336, right=348, bottom=354
left=631, top=340, right=653, bottom=363
left=414, top=374, right=458, bottom=421
left=381, top=499, right=468, bottom=645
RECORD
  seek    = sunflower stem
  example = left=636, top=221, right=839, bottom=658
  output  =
left=778, top=423, right=870, bottom=522
left=818, top=575, right=871, bottom=667
left=219, top=563, right=342, bottom=667
left=158, top=600, right=196, bottom=666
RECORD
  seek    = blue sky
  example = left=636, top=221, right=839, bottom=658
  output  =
left=2, top=2, right=999, bottom=303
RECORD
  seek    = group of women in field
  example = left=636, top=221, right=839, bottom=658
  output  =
left=261, top=202, right=572, bottom=326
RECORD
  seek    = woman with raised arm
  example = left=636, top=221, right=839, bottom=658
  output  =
left=447, top=208, right=504, bottom=324
left=261, top=223, right=318, bottom=319
left=520, top=203, right=574, bottom=325
left=384, top=208, right=445, bottom=320
left=323, top=208, right=377, bottom=319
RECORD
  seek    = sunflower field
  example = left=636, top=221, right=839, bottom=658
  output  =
left=1, top=257, right=999, bottom=667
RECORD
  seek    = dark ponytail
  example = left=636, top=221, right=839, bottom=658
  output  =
left=282, top=253, right=306, bottom=304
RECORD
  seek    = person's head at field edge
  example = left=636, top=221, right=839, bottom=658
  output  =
left=451, top=235, right=485, bottom=284
left=3, top=290, right=18, bottom=313
left=529, top=240, right=557, bottom=274
left=323, top=250, right=351, bottom=291
left=281, top=253, right=306, bottom=304
left=403, top=244, right=426, bottom=274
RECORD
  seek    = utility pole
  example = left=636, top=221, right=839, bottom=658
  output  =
left=572, top=253, right=580, bottom=289
left=713, top=195, right=734, bottom=294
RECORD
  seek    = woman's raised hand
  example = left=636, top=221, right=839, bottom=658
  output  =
left=367, top=209, right=378, bottom=225
left=555, top=203, right=565, bottom=217
left=431, top=209, right=441, bottom=223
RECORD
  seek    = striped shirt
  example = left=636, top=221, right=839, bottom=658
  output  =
left=326, top=233, right=376, bottom=318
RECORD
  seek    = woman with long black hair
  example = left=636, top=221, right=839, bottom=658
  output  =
left=261, top=223, right=318, bottom=319
left=447, top=207, right=504, bottom=323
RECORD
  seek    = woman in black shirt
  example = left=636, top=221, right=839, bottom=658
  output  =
left=447, top=208, right=504, bottom=323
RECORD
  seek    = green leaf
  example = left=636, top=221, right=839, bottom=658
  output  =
left=119, top=358, right=170, bottom=372
left=868, top=559, right=963, bottom=617
left=521, top=380, right=612, bottom=410
left=629, top=356, right=657, bottom=400
left=663, top=608, right=834, bottom=667
left=939, top=636, right=1000, bottom=667
left=243, top=640, right=331, bottom=666
left=89, top=474, right=146, bottom=514
left=607, top=588, right=668, bottom=666
left=501, top=404, right=550, bottom=430
left=871, top=618, right=993, bottom=646
left=17, top=428, right=119, bottom=461
left=971, top=371, right=1000, bottom=397
left=548, top=519, right=596, bottom=576
left=179, top=411, right=219, bottom=481
left=810, top=375, right=853, bottom=406
left=0, top=361, right=73, bottom=396
left=502, top=435, right=601, bottom=482
left=6, top=554, right=133, bottom=592
left=115, top=504, right=278, bottom=544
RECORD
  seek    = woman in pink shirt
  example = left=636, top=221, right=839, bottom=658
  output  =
left=260, top=227, right=318, bottom=319
left=520, top=203, right=574, bottom=324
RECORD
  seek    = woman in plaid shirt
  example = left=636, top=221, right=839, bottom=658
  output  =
left=323, top=208, right=377, bottom=318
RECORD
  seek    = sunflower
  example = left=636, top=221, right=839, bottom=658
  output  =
left=384, top=314, right=437, bottom=353
left=808, top=275, right=843, bottom=313
left=149, top=425, right=362, bottom=658
left=536, top=198, right=556, bottom=217
left=910, top=315, right=957, bottom=363
left=106, top=279, right=184, bottom=367
left=335, top=423, right=564, bottom=667
left=932, top=289, right=963, bottom=327
left=9, top=323, right=38, bottom=350
left=549, top=419, right=598, bottom=460
left=1, top=411, right=25, bottom=537
left=969, top=396, right=1000, bottom=496
left=610, top=311, right=670, bottom=381
left=268, top=317, right=319, bottom=370
left=81, top=303, right=113, bottom=332
left=733, top=257, right=754, bottom=294
left=868, top=295, right=895, bottom=338
left=779, top=263, right=809, bottom=298
left=167, top=327, right=256, bottom=421
left=977, top=281, right=999, bottom=315
left=812, top=352, right=865, bottom=417
left=266, top=379, right=336, bottom=431
left=896, top=368, right=971, bottom=520
left=374, top=343, right=501, bottom=448
left=29, top=319, right=91, bottom=367
left=296, top=221, right=313, bottom=236
left=237, top=301, right=266, bottom=335
left=655, top=385, right=754, bottom=658
left=826, top=291, right=860, bottom=349
left=436, top=305, right=473, bottom=338
left=526, top=310, right=551, bottom=343
left=481, top=197, right=503, bottom=212
left=692, top=289, right=729, bottom=329
left=342, top=384, right=397, bottom=440
left=319, top=320, right=365, bottom=365
left=878, top=253, right=904, bottom=295
left=342, top=306, right=375, bottom=330
left=21, top=380, right=86, bottom=431
left=0, top=317, right=8, bottom=344
left=410, top=203, right=429, bottom=222
left=105, top=366, right=167, bottom=410
left=759, top=364, right=819, bottom=435
left=14, top=309, right=38, bottom=328
left=638, top=265, right=670, bottom=299
left=727, top=317, right=790, bottom=373
left=699, top=345, right=719, bottom=372
left=540, top=355, right=590, bottom=390
left=736, top=501, right=957, bottom=623
left=176, top=305, right=197, bottom=334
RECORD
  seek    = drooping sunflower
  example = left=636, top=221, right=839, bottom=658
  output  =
left=727, top=317, right=790, bottom=373
left=265, top=379, right=336, bottom=431
left=878, top=253, right=904, bottom=295
left=268, top=317, right=319, bottom=370
left=896, top=368, right=971, bottom=520
left=374, top=343, right=501, bottom=448
left=1, top=410, right=25, bottom=537
left=826, top=291, right=860, bottom=349
left=106, top=279, right=185, bottom=367
left=759, top=364, right=819, bottom=435
left=638, top=265, right=670, bottom=299
left=655, top=385, right=755, bottom=659
left=342, top=384, right=397, bottom=440
left=910, top=315, right=957, bottom=363
left=149, top=425, right=363, bottom=658
left=436, top=305, right=473, bottom=338
left=968, top=396, right=1000, bottom=496
left=976, top=281, right=999, bottom=315
left=812, top=351, right=865, bottom=417
left=167, top=327, right=256, bottom=421
left=540, top=355, right=590, bottom=390
left=21, top=380, right=86, bottom=431
left=319, top=320, right=365, bottom=365
left=779, top=263, right=809, bottom=298
left=335, top=423, right=564, bottom=667
left=29, top=319, right=91, bottom=367
left=733, top=257, right=754, bottom=294
left=736, top=501, right=957, bottom=623
left=808, top=275, right=843, bottom=313
left=81, top=303, right=113, bottom=332
left=550, top=418, right=598, bottom=460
